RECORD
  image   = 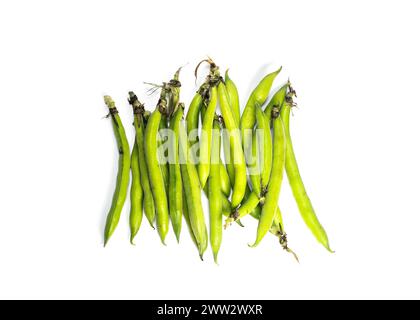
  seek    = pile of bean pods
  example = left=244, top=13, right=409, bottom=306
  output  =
left=102, top=58, right=332, bottom=263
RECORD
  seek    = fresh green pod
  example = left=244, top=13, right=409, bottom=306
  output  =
left=218, top=82, right=247, bottom=208
left=225, top=70, right=240, bottom=125
left=129, top=139, right=144, bottom=244
left=221, top=122, right=235, bottom=186
left=234, top=192, right=260, bottom=222
left=168, top=104, right=184, bottom=242
left=198, top=86, right=218, bottom=187
left=179, top=121, right=208, bottom=259
left=264, top=83, right=288, bottom=118
left=255, top=103, right=273, bottom=193
left=204, top=178, right=242, bottom=226
left=198, top=103, right=230, bottom=196
left=158, top=117, right=169, bottom=193
left=249, top=129, right=262, bottom=197
left=182, top=192, right=199, bottom=250
left=186, top=85, right=206, bottom=145
left=251, top=106, right=286, bottom=247
left=219, top=161, right=231, bottom=197
left=240, top=68, right=281, bottom=156
left=103, top=96, right=131, bottom=246
left=281, top=91, right=332, bottom=252
left=128, top=92, right=155, bottom=229
left=209, top=120, right=223, bottom=263
left=144, top=100, right=170, bottom=245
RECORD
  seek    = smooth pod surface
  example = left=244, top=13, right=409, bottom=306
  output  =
left=179, top=121, right=208, bottom=258
left=103, top=96, right=131, bottom=246
left=281, top=99, right=332, bottom=252
left=240, top=68, right=281, bottom=151
left=168, top=105, right=184, bottom=242
left=218, top=82, right=247, bottom=208
left=144, top=106, right=169, bottom=244
left=198, top=86, right=218, bottom=187
left=251, top=108, right=286, bottom=247
left=208, top=120, right=223, bottom=263
left=129, top=140, right=144, bottom=244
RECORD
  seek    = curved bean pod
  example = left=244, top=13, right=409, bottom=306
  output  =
left=225, top=70, right=240, bottom=125
left=249, top=129, right=262, bottom=197
left=221, top=122, right=235, bottom=186
left=219, top=161, right=231, bottom=197
left=179, top=121, right=208, bottom=259
left=218, top=82, right=247, bottom=208
left=255, top=103, right=272, bottom=193
left=251, top=106, right=286, bottom=247
left=158, top=118, right=169, bottom=193
left=129, top=139, right=143, bottom=244
left=128, top=92, right=155, bottom=229
left=144, top=100, right=170, bottom=245
left=168, top=104, right=184, bottom=242
left=198, top=86, right=218, bottom=187
left=186, top=91, right=203, bottom=145
left=281, top=91, right=332, bottom=252
left=240, top=68, right=281, bottom=155
left=209, top=120, right=223, bottom=263
left=204, top=178, right=241, bottom=226
left=182, top=192, right=199, bottom=250
left=103, top=96, right=131, bottom=246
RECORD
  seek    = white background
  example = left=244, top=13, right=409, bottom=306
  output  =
left=0, top=0, right=419, bottom=300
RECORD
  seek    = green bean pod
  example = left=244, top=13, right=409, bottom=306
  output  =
left=281, top=93, right=332, bottom=252
left=221, top=122, right=235, bottom=186
left=219, top=161, right=231, bottom=197
left=209, top=120, right=223, bottom=263
left=264, top=83, right=288, bottom=118
left=221, top=70, right=237, bottom=188
left=186, top=84, right=207, bottom=145
left=240, top=68, right=281, bottom=155
left=129, top=92, right=155, bottom=229
left=204, top=177, right=241, bottom=226
left=198, top=86, right=218, bottom=187
left=103, top=96, right=131, bottom=246
left=249, top=129, right=262, bottom=197
left=251, top=106, right=286, bottom=247
left=255, top=103, right=273, bottom=193
left=198, top=106, right=231, bottom=197
left=145, top=101, right=170, bottom=244
left=235, top=192, right=260, bottom=221
left=168, top=104, right=184, bottom=242
left=179, top=121, right=208, bottom=259
left=225, top=70, right=240, bottom=125
left=182, top=192, right=199, bottom=250
left=218, top=82, right=247, bottom=208
left=158, top=118, right=169, bottom=192
left=129, top=139, right=144, bottom=244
